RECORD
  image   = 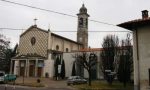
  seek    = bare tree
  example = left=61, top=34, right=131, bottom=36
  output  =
left=77, top=52, right=97, bottom=86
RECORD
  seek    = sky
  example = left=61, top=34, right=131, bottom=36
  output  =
left=0, top=0, right=150, bottom=48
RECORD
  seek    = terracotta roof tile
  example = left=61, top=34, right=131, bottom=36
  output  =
left=117, top=17, right=150, bottom=30
left=79, top=48, right=103, bottom=52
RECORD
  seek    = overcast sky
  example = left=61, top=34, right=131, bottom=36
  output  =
left=0, top=0, right=150, bottom=48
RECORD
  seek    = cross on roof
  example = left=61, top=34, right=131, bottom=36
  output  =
left=34, top=18, right=37, bottom=25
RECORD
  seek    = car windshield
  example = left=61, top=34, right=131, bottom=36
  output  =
left=0, top=73, right=4, bottom=76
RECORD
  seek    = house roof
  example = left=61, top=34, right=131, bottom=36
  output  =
left=78, top=48, right=103, bottom=52
left=72, top=46, right=132, bottom=52
left=117, top=17, right=150, bottom=30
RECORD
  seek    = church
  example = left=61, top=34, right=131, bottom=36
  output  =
left=10, top=4, right=90, bottom=78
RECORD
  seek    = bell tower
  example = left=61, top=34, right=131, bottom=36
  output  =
left=77, top=4, right=89, bottom=48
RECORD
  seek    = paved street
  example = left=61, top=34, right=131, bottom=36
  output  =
left=0, top=77, right=77, bottom=90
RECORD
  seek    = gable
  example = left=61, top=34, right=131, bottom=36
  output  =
left=18, top=25, right=48, bottom=58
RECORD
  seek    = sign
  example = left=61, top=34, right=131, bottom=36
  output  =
left=58, top=65, right=61, bottom=74
left=38, top=63, right=44, bottom=67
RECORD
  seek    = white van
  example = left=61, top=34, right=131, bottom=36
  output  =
left=0, top=71, right=5, bottom=83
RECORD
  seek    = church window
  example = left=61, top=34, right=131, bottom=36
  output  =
left=31, top=37, right=36, bottom=45
left=79, top=18, right=83, bottom=26
left=66, top=48, right=69, bottom=52
left=86, top=18, right=88, bottom=28
left=56, top=45, right=59, bottom=51
left=51, top=53, right=56, bottom=60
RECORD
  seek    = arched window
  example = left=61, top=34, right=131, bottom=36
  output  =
left=79, top=18, right=83, bottom=26
left=66, top=48, right=69, bottom=52
left=56, top=45, right=59, bottom=50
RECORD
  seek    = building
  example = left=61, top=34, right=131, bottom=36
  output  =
left=63, top=48, right=103, bottom=80
left=118, top=10, right=150, bottom=90
left=10, top=4, right=89, bottom=78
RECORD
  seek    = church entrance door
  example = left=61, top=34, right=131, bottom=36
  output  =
left=37, top=67, right=42, bottom=77
left=20, top=67, right=25, bottom=76
left=29, top=65, right=35, bottom=77
left=29, top=60, right=35, bottom=77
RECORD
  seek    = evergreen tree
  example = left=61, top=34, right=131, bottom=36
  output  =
left=100, top=35, right=119, bottom=84
left=71, top=61, right=76, bottom=76
left=54, top=56, right=60, bottom=80
left=117, top=34, right=133, bottom=87
left=61, top=60, right=65, bottom=79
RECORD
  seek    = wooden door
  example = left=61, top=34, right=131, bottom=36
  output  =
left=37, top=67, right=42, bottom=77
left=20, top=67, right=25, bottom=76
left=29, top=65, right=35, bottom=77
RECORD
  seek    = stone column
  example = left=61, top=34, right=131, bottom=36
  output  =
left=35, top=59, right=38, bottom=77
left=10, top=60, right=13, bottom=74
left=26, top=59, right=29, bottom=77
left=18, top=60, right=20, bottom=76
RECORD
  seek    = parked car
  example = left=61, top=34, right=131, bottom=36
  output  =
left=0, top=71, right=5, bottom=83
left=4, top=74, right=17, bottom=82
left=67, top=76, right=87, bottom=86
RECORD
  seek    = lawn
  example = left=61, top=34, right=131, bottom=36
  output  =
left=73, top=80, right=133, bottom=90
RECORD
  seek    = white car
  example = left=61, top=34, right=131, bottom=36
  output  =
left=67, top=76, right=87, bottom=85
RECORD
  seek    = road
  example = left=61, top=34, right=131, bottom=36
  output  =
left=0, top=84, right=76, bottom=90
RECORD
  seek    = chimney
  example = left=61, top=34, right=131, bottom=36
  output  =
left=142, top=10, right=149, bottom=19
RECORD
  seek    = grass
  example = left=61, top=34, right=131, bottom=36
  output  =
left=73, top=80, right=133, bottom=90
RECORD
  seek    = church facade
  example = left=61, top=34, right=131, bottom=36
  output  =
left=10, top=4, right=89, bottom=78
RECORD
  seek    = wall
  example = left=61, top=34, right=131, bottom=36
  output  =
left=133, top=26, right=150, bottom=90
left=18, top=27, right=48, bottom=57
left=51, top=35, right=80, bottom=52
left=63, top=51, right=103, bottom=79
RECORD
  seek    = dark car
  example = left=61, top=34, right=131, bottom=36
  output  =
left=67, top=76, right=87, bottom=85
left=4, top=74, right=17, bottom=82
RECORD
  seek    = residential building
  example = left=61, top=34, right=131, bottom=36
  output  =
left=118, top=10, right=150, bottom=90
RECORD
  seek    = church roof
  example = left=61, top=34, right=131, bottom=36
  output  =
left=51, top=33, right=82, bottom=45
left=20, top=25, right=48, bottom=37
left=20, top=25, right=82, bottom=45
